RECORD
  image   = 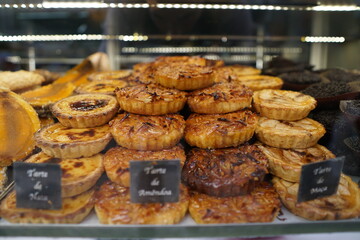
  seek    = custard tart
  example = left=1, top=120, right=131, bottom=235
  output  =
left=115, top=83, right=187, bottom=115
left=255, top=117, right=326, bottom=149
left=104, top=145, right=185, bottom=187
left=253, top=89, right=317, bottom=121
left=187, top=82, right=253, bottom=114
left=189, top=182, right=280, bottom=224
left=0, top=70, right=44, bottom=93
left=0, top=188, right=95, bottom=224
left=51, top=94, right=119, bottom=128
left=35, top=123, right=112, bottom=159
left=272, top=175, right=360, bottom=220
left=26, top=152, right=103, bottom=197
left=185, top=110, right=258, bottom=149
left=233, top=75, right=284, bottom=91
left=95, top=181, right=189, bottom=224
left=213, top=65, right=261, bottom=83
left=87, top=70, right=132, bottom=82
left=75, top=80, right=129, bottom=95
left=182, top=145, right=269, bottom=197
left=257, top=143, right=335, bottom=182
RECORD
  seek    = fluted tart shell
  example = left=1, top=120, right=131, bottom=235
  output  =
left=185, top=110, right=258, bottom=149
left=95, top=181, right=189, bottom=224
left=35, top=123, right=112, bottom=158
left=182, top=145, right=269, bottom=197
left=104, top=145, right=185, bottom=187
left=110, top=113, right=185, bottom=150
left=115, top=83, right=187, bottom=115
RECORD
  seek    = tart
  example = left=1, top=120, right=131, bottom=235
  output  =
left=0, top=70, right=45, bottom=93
left=95, top=181, right=189, bottom=224
left=181, top=145, right=269, bottom=197
left=189, top=182, right=280, bottom=224
left=253, top=89, right=317, bottom=121
left=154, top=63, right=215, bottom=91
left=256, top=143, right=335, bottom=182
left=233, top=75, right=284, bottom=91
left=213, top=65, right=261, bottom=83
left=25, top=152, right=103, bottom=197
left=132, top=62, right=157, bottom=84
left=51, top=94, right=119, bottom=128
left=0, top=167, right=7, bottom=192
left=75, top=80, right=129, bottom=95
left=35, top=123, right=112, bottom=159
left=0, top=188, right=95, bottom=224
left=185, top=110, right=258, bottom=149
left=154, top=56, right=209, bottom=66
left=272, top=175, right=360, bottom=220
left=0, top=88, right=40, bottom=166
left=255, top=117, right=326, bottom=149
left=115, top=83, right=187, bottom=115
left=87, top=70, right=132, bottom=81
left=103, top=145, right=185, bottom=187
left=187, top=82, right=253, bottom=114
left=110, top=113, right=185, bottom=150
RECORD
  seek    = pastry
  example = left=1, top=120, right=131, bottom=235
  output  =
left=185, top=110, right=258, bottom=149
left=272, top=175, right=360, bottom=220
left=187, top=82, right=253, bottom=114
left=255, top=117, right=326, bottom=149
left=256, top=143, right=335, bottom=182
left=87, top=70, right=132, bottom=81
left=253, top=89, right=317, bottom=121
left=132, top=62, right=157, bottom=84
left=189, top=182, right=280, bottom=224
left=0, top=87, right=40, bottom=166
left=181, top=145, right=269, bottom=197
left=110, top=113, right=185, bottom=151
left=233, top=75, right=284, bottom=91
left=75, top=80, right=129, bottom=95
left=115, top=83, right=187, bottom=115
left=0, top=188, right=95, bottom=224
left=25, top=152, right=103, bottom=197
left=51, top=94, right=119, bottom=128
left=213, top=65, right=261, bottom=83
left=95, top=181, right=189, bottom=224
left=103, top=145, right=185, bottom=187
left=35, top=123, right=112, bottom=159
left=0, top=167, right=7, bottom=192
left=0, top=70, right=45, bottom=93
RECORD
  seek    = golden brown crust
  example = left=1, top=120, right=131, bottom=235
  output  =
left=115, top=83, right=187, bottom=115
left=132, top=62, right=157, bottom=84
left=154, top=56, right=209, bottom=66
left=0, top=188, right=95, bottom=224
left=51, top=94, right=119, bottom=128
left=75, top=80, right=129, bottom=95
left=87, top=70, right=132, bottom=81
left=256, top=143, right=335, bottom=182
left=25, top=152, right=103, bottom=197
left=255, top=117, right=326, bottom=149
left=189, top=182, right=280, bottom=224
left=0, top=70, right=45, bottom=92
left=253, top=89, right=316, bottom=121
left=214, top=65, right=261, bottom=83
left=233, top=75, right=284, bottom=91
left=104, top=145, right=186, bottom=187
left=185, top=110, right=258, bottom=149
left=272, top=175, right=360, bottom=220
left=187, top=82, right=253, bottom=114
left=182, top=145, right=269, bottom=197
left=95, top=181, right=189, bottom=224
left=110, top=113, right=185, bottom=150
left=35, top=123, right=112, bottom=159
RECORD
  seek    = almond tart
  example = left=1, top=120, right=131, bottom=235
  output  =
left=115, top=83, right=187, bottom=115
left=51, top=94, right=119, bottom=128
left=75, top=80, right=129, bottom=95
left=110, top=113, right=185, bottom=151
left=0, top=87, right=40, bottom=166
left=104, top=145, right=185, bottom=187
left=189, top=182, right=280, bottom=224
left=185, top=110, right=258, bottom=149
left=132, top=62, right=157, bottom=84
left=256, top=143, right=335, bottom=182
left=35, top=123, right=112, bottom=159
left=255, top=117, right=326, bottom=149
left=182, top=145, right=269, bottom=197
left=233, top=75, right=284, bottom=91
left=154, top=63, right=215, bottom=91
left=95, top=181, right=189, bottom=224
left=213, top=65, right=261, bottom=83
left=187, top=82, right=253, bottom=114
left=272, top=175, right=360, bottom=220
left=0, top=188, right=95, bottom=224
left=253, top=89, right=317, bottom=121
left=87, top=70, right=132, bottom=81
left=25, top=152, right=103, bottom=197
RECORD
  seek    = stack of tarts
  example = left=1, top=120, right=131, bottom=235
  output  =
left=253, top=89, right=360, bottom=220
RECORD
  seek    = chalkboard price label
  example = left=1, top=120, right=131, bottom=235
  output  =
left=130, top=160, right=180, bottom=203
left=13, top=162, right=62, bottom=210
left=297, top=156, right=344, bottom=203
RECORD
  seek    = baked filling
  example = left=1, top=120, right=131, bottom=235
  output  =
left=214, top=65, right=261, bottom=83
left=234, top=75, right=284, bottom=91
left=75, top=80, right=129, bottom=95
left=87, top=70, right=132, bottom=81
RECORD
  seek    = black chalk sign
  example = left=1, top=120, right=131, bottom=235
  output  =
left=13, top=162, right=62, bottom=209
left=130, top=160, right=180, bottom=203
left=297, top=156, right=345, bottom=203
